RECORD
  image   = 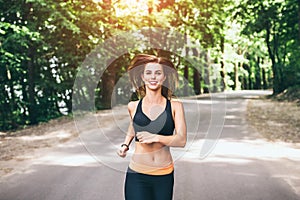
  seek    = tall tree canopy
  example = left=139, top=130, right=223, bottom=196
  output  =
left=0, top=0, right=299, bottom=131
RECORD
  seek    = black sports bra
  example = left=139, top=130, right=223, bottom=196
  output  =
left=132, top=98, right=175, bottom=142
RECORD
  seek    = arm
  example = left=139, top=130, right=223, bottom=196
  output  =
left=117, top=102, right=136, bottom=157
left=136, top=101, right=187, bottom=147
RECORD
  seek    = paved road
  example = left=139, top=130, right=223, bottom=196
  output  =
left=1, top=90, right=300, bottom=200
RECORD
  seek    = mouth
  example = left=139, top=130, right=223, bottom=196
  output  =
left=149, top=81, right=158, bottom=85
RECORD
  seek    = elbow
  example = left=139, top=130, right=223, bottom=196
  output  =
left=175, top=130, right=187, bottom=147
left=182, top=139, right=187, bottom=147
left=178, top=137, right=187, bottom=148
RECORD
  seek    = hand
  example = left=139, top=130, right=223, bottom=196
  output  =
left=136, top=131, right=159, bottom=144
left=117, top=145, right=129, bottom=158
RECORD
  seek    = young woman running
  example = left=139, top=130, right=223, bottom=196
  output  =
left=117, top=54, right=187, bottom=200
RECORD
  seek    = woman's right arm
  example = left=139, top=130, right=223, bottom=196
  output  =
left=117, top=101, right=136, bottom=157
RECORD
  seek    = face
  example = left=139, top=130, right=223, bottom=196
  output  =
left=142, top=63, right=166, bottom=91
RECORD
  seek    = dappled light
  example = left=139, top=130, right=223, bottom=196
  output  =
left=0, top=0, right=299, bottom=199
left=34, top=153, right=100, bottom=167
left=1, top=0, right=298, bottom=132
left=19, top=131, right=72, bottom=141
left=180, top=138, right=300, bottom=162
left=207, top=139, right=300, bottom=161
left=114, top=0, right=151, bottom=17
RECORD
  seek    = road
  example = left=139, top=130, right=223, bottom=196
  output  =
left=0, top=90, right=300, bottom=200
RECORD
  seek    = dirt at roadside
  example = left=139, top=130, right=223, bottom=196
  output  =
left=0, top=116, right=78, bottom=161
left=0, top=107, right=128, bottom=178
left=0, top=116, right=78, bottom=177
left=247, top=98, right=300, bottom=143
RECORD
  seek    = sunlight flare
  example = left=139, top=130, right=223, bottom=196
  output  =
left=114, top=0, right=151, bottom=17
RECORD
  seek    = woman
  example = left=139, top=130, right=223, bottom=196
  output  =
left=117, top=54, right=187, bottom=200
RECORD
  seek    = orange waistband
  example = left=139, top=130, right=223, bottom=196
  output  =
left=129, top=160, right=174, bottom=176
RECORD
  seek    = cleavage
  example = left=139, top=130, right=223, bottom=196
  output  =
left=141, top=101, right=166, bottom=121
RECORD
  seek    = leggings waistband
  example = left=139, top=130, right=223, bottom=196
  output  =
left=129, top=160, right=174, bottom=176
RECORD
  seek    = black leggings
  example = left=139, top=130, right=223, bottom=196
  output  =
left=124, top=168, right=174, bottom=200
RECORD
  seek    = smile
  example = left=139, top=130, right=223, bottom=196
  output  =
left=149, top=81, right=158, bottom=85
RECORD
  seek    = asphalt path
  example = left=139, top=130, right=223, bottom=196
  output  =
left=1, top=90, right=300, bottom=200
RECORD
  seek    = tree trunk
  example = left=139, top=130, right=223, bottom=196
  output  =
left=242, top=75, right=247, bottom=90
left=262, top=67, right=268, bottom=89
left=192, top=48, right=201, bottom=95
left=266, top=26, right=281, bottom=94
left=1, top=69, right=11, bottom=129
left=193, top=69, right=200, bottom=95
left=183, top=33, right=189, bottom=96
left=21, top=73, right=28, bottom=121
left=247, top=67, right=252, bottom=89
left=254, top=57, right=262, bottom=89
left=27, top=46, right=37, bottom=124
left=183, top=65, right=189, bottom=96
left=23, top=2, right=37, bottom=124
left=7, top=66, right=16, bottom=113
left=101, top=65, right=116, bottom=109
left=220, top=36, right=226, bottom=91
left=234, top=61, right=239, bottom=90
left=202, top=50, right=210, bottom=93
left=298, top=0, right=300, bottom=41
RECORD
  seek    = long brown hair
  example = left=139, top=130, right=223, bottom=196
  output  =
left=128, top=54, right=178, bottom=99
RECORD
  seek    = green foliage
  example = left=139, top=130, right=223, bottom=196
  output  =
left=0, top=0, right=105, bottom=130
left=234, top=0, right=300, bottom=93
left=0, top=0, right=299, bottom=131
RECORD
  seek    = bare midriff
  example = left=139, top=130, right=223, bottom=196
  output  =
left=129, top=142, right=174, bottom=175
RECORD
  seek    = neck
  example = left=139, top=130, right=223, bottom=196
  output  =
left=144, top=89, right=164, bottom=104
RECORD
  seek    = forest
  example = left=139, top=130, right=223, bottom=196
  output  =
left=1, top=0, right=299, bottom=131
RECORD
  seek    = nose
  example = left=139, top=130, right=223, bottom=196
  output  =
left=151, top=73, right=156, bottom=79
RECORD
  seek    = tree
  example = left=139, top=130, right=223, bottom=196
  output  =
left=235, top=0, right=300, bottom=94
left=0, top=0, right=113, bottom=130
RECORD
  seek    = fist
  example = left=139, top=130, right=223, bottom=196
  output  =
left=117, top=146, right=129, bottom=158
left=136, top=131, right=159, bottom=144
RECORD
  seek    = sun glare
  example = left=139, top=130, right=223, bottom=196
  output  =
left=93, top=0, right=160, bottom=17
left=115, top=0, right=151, bottom=17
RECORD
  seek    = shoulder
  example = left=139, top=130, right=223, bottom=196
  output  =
left=128, top=100, right=140, bottom=117
left=128, top=100, right=139, bottom=110
left=170, top=98, right=183, bottom=108
left=170, top=99, right=184, bottom=112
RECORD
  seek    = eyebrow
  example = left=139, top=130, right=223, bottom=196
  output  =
left=145, top=70, right=162, bottom=72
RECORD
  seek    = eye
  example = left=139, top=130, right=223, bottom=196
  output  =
left=145, top=71, right=152, bottom=75
left=155, top=71, right=162, bottom=75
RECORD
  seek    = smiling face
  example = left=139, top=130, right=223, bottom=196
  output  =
left=142, top=63, right=166, bottom=91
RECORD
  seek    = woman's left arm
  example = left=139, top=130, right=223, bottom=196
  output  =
left=136, top=101, right=187, bottom=147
